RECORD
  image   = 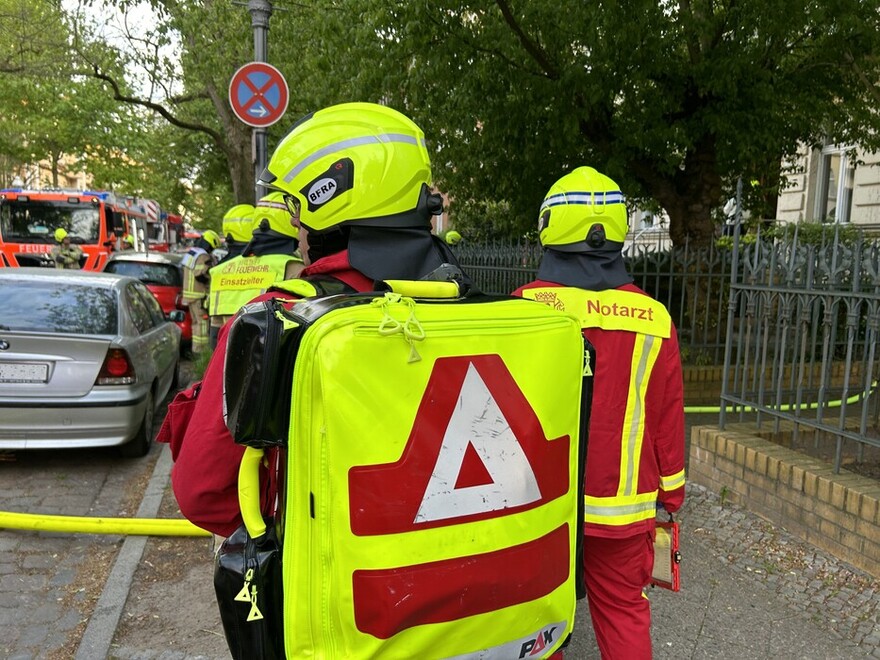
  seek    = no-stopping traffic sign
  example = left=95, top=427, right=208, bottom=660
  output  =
left=229, top=62, right=289, bottom=128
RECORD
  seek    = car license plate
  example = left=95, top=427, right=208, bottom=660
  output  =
left=0, top=362, right=49, bottom=383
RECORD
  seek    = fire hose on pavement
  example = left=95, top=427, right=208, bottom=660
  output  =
left=0, top=385, right=873, bottom=537
left=0, top=510, right=210, bottom=536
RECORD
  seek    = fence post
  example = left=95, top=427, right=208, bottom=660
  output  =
left=719, top=177, right=744, bottom=428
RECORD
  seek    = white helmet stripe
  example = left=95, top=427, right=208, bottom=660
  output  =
left=540, top=190, right=625, bottom=212
left=257, top=200, right=288, bottom=210
left=282, top=133, right=426, bottom=184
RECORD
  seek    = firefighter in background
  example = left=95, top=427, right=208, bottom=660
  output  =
left=514, top=166, right=686, bottom=659
left=217, top=203, right=255, bottom=265
left=121, top=234, right=136, bottom=250
left=206, top=193, right=303, bottom=348
left=207, top=203, right=255, bottom=347
left=180, top=230, right=221, bottom=355
left=51, top=228, right=84, bottom=269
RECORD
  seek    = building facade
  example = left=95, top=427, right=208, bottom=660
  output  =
left=777, top=144, right=880, bottom=226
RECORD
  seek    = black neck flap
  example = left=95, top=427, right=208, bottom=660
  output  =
left=536, top=245, right=633, bottom=291
left=348, top=225, right=469, bottom=284
left=243, top=232, right=299, bottom=258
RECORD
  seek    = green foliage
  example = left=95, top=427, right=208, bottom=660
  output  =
left=3, top=0, right=880, bottom=244
left=679, top=345, right=715, bottom=367
left=190, top=348, right=213, bottom=381
left=447, top=198, right=534, bottom=242
left=0, top=1, right=125, bottom=184
left=763, top=221, right=861, bottom=246
left=319, top=0, right=880, bottom=244
left=715, top=232, right=757, bottom=250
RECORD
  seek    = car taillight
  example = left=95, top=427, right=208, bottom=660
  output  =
left=96, top=348, right=136, bottom=385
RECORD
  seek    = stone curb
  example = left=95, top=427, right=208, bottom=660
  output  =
left=75, top=444, right=172, bottom=659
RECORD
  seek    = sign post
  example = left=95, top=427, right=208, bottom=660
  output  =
left=242, top=0, right=280, bottom=201
left=229, top=61, right=289, bottom=201
left=229, top=62, right=289, bottom=129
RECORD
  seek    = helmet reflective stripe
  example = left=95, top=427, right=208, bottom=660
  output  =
left=282, top=133, right=426, bottom=184
left=254, top=191, right=298, bottom=238
left=540, top=190, right=625, bottom=211
left=538, top=167, right=629, bottom=249
left=257, top=200, right=288, bottom=210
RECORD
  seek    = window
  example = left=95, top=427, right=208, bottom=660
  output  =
left=0, top=200, right=100, bottom=243
left=127, top=283, right=156, bottom=334
left=133, top=282, right=166, bottom=326
left=0, top=281, right=117, bottom=334
left=815, top=144, right=855, bottom=223
left=104, top=260, right=181, bottom=286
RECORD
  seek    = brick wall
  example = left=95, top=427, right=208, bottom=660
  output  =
left=688, top=424, right=880, bottom=578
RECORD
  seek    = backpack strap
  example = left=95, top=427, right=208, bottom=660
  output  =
left=377, top=280, right=461, bottom=299
left=270, top=274, right=358, bottom=299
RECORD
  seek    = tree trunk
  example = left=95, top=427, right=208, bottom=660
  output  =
left=631, top=135, right=721, bottom=249
left=51, top=153, right=60, bottom=188
left=205, top=81, right=254, bottom=204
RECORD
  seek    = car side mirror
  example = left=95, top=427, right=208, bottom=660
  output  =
left=167, top=310, right=186, bottom=323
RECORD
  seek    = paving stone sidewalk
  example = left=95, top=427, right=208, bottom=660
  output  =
left=3, top=425, right=877, bottom=659
left=106, top=475, right=880, bottom=659
left=0, top=446, right=157, bottom=660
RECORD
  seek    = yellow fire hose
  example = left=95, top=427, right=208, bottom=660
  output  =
left=1, top=382, right=873, bottom=537
left=0, top=510, right=210, bottom=536
left=683, top=383, right=874, bottom=414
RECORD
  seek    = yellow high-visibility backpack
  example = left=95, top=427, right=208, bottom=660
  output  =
left=221, top=280, right=589, bottom=659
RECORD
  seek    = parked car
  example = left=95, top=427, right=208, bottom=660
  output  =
left=0, top=268, right=183, bottom=457
left=102, top=251, right=193, bottom=354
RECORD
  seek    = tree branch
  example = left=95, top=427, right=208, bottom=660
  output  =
left=678, top=0, right=703, bottom=65
left=844, top=50, right=880, bottom=107
left=89, top=65, right=225, bottom=144
left=493, top=0, right=559, bottom=79
left=418, top=8, right=548, bottom=79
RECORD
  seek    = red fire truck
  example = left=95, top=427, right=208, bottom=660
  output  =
left=145, top=208, right=184, bottom=253
left=0, top=189, right=171, bottom=270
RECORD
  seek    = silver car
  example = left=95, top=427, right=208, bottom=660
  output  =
left=0, top=268, right=182, bottom=457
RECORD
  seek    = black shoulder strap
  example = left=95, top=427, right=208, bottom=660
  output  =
left=268, top=274, right=358, bottom=299
left=301, top=274, right=358, bottom=296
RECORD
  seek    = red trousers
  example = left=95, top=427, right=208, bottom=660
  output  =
left=583, top=532, right=655, bottom=659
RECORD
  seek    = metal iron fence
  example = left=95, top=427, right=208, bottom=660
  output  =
left=454, top=231, right=734, bottom=364
left=453, top=223, right=880, bottom=471
left=720, top=224, right=880, bottom=471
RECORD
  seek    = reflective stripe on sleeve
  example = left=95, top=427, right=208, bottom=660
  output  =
left=583, top=491, right=658, bottom=526
left=660, top=469, right=686, bottom=491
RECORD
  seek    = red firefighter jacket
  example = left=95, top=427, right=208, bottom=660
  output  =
left=514, top=280, right=686, bottom=539
left=166, top=251, right=373, bottom=536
